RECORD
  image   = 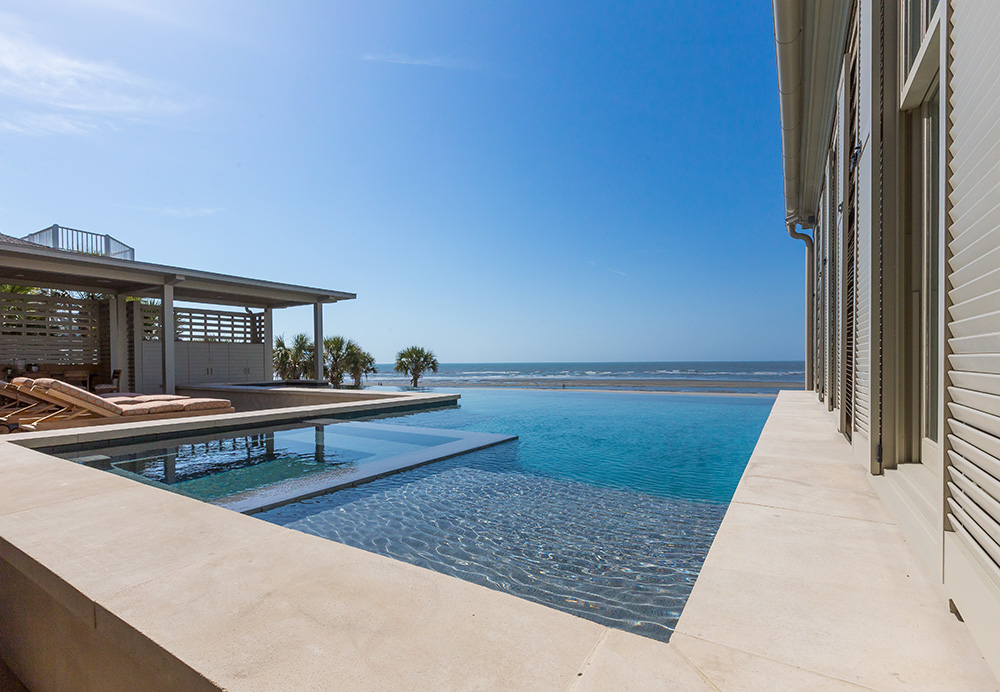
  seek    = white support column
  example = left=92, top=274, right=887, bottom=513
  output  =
left=263, top=307, right=274, bottom=381
left=162, top=285, right=176, bottom=394
left=313, top=302, right=324, bottom=382
left=109, top=294, right=128, bottom=375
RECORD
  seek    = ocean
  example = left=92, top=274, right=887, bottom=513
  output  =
left=366, top=360, right=804, bottom=391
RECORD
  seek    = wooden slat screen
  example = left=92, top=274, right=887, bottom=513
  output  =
left=0, top=294, right=101, bottom=365
left=141, top=305, right=263, bottom=344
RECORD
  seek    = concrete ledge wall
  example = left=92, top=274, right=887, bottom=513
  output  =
left=0, top=550, right=216, bottom=692
left=176, top=385, right=400, bottom=411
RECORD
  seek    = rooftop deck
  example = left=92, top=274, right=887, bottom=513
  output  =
left=0, top=391, right=995, bottom=690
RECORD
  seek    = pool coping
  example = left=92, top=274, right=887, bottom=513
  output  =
left=3, top=390, right=461, bottom=451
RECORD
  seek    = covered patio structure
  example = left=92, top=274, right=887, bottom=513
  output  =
left=0, top=231, right=354, bottom=394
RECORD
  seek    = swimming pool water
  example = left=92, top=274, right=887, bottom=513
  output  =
left=259, top=388, right=774, bottom=641
left=64, top=422, right=464, bottom=503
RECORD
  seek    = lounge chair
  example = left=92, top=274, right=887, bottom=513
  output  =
left=0, top=379, right=69, bottom=431
left=5, top=378, right=235, bottom=432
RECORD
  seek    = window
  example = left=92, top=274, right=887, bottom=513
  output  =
left=903, top=82, right=941, bottom=451
left=904, top=0, right=941, bottom=76
left=921, top=91, right=941, bottom=443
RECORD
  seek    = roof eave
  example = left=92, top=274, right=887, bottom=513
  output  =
left=0, top=241, right=355, bottom=308
left=773, top=0, right=853, bottom=226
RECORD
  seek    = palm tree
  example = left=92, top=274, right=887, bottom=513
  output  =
left=323, top=335, right=348, bottom=387
left=273, top=333, right=315, bottom=380
left=0, top=285, right=36, bottom=294
left=273, top=334, right=293, bottom=380
left=289, top=333, right=314, bottom=379
left=344, top=340, right=377, bottom=387
left=394, top=346, right=438, bottom=387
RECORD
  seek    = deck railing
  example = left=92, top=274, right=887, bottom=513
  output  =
left=22, top=225, right=135, bottom=260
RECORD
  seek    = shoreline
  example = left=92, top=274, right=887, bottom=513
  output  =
left=366, top=378, right=802, bottom=397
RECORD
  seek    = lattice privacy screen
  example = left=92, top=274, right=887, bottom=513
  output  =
left=0, top=294, right=101, bottom=365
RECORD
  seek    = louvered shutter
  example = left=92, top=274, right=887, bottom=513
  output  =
left=855, top=144, right=872, bottom=438
left=945, top=0, right=1000, bottom=579
left=824, top=191, right=832, bottom=399
left=829, top=150, right=840, bottom=408
left=853, top=6, right=872, bottom=439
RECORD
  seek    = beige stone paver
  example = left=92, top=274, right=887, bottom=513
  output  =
left=670, top=633, right=874, bottom=692
left=675, top=391, right=999, bottom=692
left=573, top=630, right=716, bottom=692
left=102, top=527, right=609, bottom=691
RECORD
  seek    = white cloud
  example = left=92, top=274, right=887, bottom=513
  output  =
left=0, top=29, right=191, bottom=135
left=361, top=53, right=471, bottom=69
left=0, top=112, right=99, bottom=135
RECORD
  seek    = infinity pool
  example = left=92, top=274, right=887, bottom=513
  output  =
left=259, top=388, right=773, bottom=641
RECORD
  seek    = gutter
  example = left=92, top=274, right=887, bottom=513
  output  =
left=773, top=0, right=804, bottom=222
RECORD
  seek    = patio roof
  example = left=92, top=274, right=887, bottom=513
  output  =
left=0, top=233, right=355, bottom=309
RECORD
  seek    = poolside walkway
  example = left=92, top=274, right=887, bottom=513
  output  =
left=0, top=390, right=996, bottom=690
left=669, top=390, right=997, bottom=691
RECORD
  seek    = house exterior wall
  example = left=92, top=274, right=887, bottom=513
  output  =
left=785, top=0, right=1000, bottom=677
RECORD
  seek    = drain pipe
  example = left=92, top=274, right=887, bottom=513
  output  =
left=787, top=220, right=814, bottom=390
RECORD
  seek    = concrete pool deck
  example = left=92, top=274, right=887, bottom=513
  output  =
left=0, top=390, right=997, bottom=690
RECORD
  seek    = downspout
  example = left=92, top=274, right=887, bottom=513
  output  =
left=787, top=221, right=815, bottom=390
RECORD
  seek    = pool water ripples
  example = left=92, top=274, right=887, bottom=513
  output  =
left=259, top=388, right=773, bottom=641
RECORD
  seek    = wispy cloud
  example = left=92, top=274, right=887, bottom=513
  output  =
left=0, top=112, right=99, bottom=136
left=118, top=204, right=222, bottom=218
left=0, top=29, right=191, bottom=135
left=361, top=53, right=472, bottom=70
left=586, top=260, right=627, bottom=277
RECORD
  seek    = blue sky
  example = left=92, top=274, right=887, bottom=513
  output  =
left=0, top=0, right=803, bottom=363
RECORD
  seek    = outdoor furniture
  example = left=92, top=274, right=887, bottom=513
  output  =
left=2, top=378, right=235, bottom=432
left=0, top=379, right=85, bottom=432
left=94, top=370, right=121, bottom=394
left=0, top=380, right=67, bottom=432
left=62, top=370, right=93, bottom=390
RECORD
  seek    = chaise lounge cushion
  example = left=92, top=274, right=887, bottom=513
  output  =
left=120, top=401, right=187, bottom=416
left=34, top=378, right=125, bottom=415
left=178, top=398, right=232, bottom=411
left=105, top=397, right=143, bottom=405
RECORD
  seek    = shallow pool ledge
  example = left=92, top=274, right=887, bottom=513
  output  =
left=672, top=390, right=999, bottom=691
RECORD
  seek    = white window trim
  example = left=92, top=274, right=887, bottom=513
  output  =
left=901, top=3, right=942, bottom=111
